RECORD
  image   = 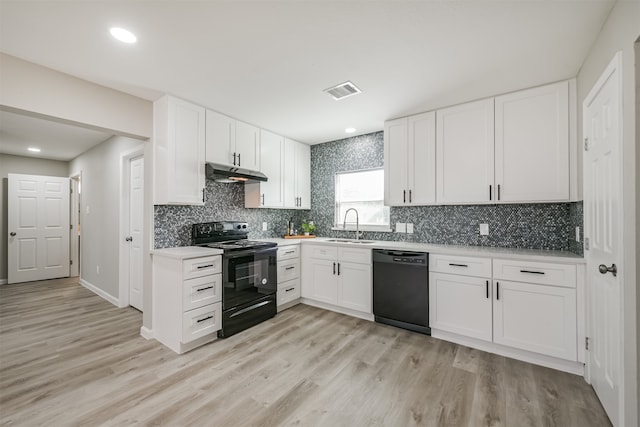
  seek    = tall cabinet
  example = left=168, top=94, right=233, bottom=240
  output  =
left=245, top=129, right=285, bottom=208
left=153, top=95, right=206, bottom=205
left=284, top=138, right=310, bottom=209
left=384, top=111, right=436, bottom=206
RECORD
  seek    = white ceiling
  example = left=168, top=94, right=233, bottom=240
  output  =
left=0, top=111, right=113, bottom=161
left=0, top=0, right=615, bottom=146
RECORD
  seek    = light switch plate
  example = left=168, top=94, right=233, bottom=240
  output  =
left=406, top=223, right=414, bottom=234
left=480, top=223, right=489, bottom=235
left=262, top=222, right=268, bottom=231
left=575, top=226, right=580, bottom=242
left=396, top=222, right=406, bottom=233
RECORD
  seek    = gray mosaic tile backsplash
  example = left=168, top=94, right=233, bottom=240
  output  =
left=154, top=130, right=584, bottom=255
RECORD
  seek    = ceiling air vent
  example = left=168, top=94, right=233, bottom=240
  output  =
left=323, top=81, right=362, bottom=100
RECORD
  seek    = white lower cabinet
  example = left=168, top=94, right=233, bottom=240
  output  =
left=301, top=245, right=372, bottom=315
left=277, top=244, right=301, bottom=311
left=152, top=250, right=223, bottom=354
left=493, top=280, right=577, bottom=361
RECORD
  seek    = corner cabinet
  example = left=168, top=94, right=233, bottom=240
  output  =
left=153, top=95, right=206, bottom=205
left=205, top=110, right=260, bottom=172
left=384, top=111, right=436, bottom=206
left=245, top=130, right=285, bottom=208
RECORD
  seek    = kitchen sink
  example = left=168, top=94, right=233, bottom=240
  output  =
left=325, top=239, right=375, bottom=244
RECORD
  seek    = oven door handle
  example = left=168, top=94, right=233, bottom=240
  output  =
left=224, top=247, right=277, bottom=259
left=229, top=300, right=272, bottom=318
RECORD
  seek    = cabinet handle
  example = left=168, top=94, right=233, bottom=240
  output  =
left=196, top=315, right=213, bottom=323
left=486, top=280, right=489, bottom=299
left=333, top=262, right=336, bottom=275
left=261, top=194, right=265, bottom=205
left=233, top=152, right=237, bottom=165
left=196, top=286, right=214, bottom=292
left=284, top=266, right=295, bottom=270
left=409, top=189, right=412, bottom=203
left=202, top=188, right=205, bottom=203
left=489, top=185, right=492, bottom=201
left=497, top=184, right=501, bottom=201
left=449, top=263, right=468, bottom=268
left=403, top=190, right=406, bottom=203
left=237, top=153, right=241, bottom=167
left=337, top=262, right=341, bottom=276
left=520, top=270, right=545, bottom=275
left=496, top=282, right=500, bottom=300
left=299, top=196, right=302, bottom=207
left=284, top=250, right=295, bottom=255
left=197, top=264, right=214, bottom=269
left=285, top=287, right=295, bottom=293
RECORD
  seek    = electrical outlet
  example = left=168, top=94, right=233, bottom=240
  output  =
left=262, top=222, right=268, bottom=231
left=575, top=226, right=581, bottom=242
left=406, top=223, right=414, bottom=234
left=480, top=223, right=489, bottom=236
left=396, top=223, right=406, bottom=233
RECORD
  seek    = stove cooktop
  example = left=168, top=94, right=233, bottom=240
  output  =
left=202, top=240, right=277, bottom=251
left=191, top=221, right=276, bottom=252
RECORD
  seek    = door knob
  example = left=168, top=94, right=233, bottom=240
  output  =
left=125, top=236, right=133, bottom=242
left=598, top=263, right=617, bottom=277
left=10, top=232, right=16, bottom=237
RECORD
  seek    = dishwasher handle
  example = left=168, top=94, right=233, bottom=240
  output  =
left=373, top=249, right=428, bottom=266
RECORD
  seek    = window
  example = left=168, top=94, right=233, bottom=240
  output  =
left=334, top=168, right=390, bottom=231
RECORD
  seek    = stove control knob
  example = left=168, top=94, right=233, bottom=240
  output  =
left=237, top=224, right=242, bottom=229
left=242, top=224, right=247, bottom=229
left=200, top=224, right=212, bottom=235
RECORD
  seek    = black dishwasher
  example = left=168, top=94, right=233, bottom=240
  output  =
left=372, top=249, right=430, bottom=335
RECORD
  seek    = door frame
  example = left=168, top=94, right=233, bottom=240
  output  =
left=69, top=171, right=82, bottom=277
left=118, top=147, right=145, bottom=308
left=583, top=51, right=625, bottom=424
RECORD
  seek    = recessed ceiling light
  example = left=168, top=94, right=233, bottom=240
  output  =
left=110, top=27, right=137, bottom=44
left=28, top=147, right=41, bottom=152
left=345, top=128, right=356, bottom=134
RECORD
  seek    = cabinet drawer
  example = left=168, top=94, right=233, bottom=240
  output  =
left=278, top=245, right=300, bottom=261
left=493, top=259, right=576, bottom=288
left=277, top=278, right=300, bottom=306
left=183, top=256, right=221, bottom=280
left=182, top=303, right=222, bottom=343
left=430, top=254, right=491, bottom=277
left=338, top=247, right=371, bottom=265
left=183, top=274, right=222, bottom=311
left=278, top=259, right=299, bottom=282
left=307, top=245, right=338, bottom=261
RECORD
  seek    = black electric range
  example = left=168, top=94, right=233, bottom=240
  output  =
left=192, top=221, right=277, bottom=338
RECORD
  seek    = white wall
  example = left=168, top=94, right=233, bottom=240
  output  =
left=576, top=1, right=639, bottom=425
left=0, top=53, right=152, bottom=139
left=0, top=154, right=69, bottom=281
left=69, top=136, right=143, bottom=300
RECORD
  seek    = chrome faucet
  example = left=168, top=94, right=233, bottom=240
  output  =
left=343, top=208, right=361, bottom=240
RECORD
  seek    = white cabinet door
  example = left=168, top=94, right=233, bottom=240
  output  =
left=245, top=130, right=284, bottom=208
left=338, top=261, right=372, bottom=313
left=383, top=117, right=408, bottom=206
left=436, top=98, right=494, bottom=204
left=306, top=258, right=338, bottom=304
left=283, top=138, right=297, bottom=208
left=429, top=273, right=492, bottom=342
left=295, top=141, right=311, bottom=209
left=408, top=111, right=436, bottom=205
left=493, top=280, right=577, bottom=360
left=205, top=109, right=235, bottom=167
left=495, top=81, right=569, bottom=202
left=154, top=95, right=205, bottom=205
left=235, top=121, right=260, bottom=171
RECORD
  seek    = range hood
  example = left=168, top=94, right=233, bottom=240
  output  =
left=205, top=163, right=268, bottom=183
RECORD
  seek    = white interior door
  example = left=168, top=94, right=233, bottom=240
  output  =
left=8, top=174, right=70, bottom=284
left=128, top=157, right=144, bottom=311
left=584, top=53, right=622, bottom=426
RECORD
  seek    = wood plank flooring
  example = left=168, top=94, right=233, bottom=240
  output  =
left=0, top=278, right=611, bottom=426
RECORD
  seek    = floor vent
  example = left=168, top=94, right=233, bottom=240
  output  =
left=323, top=81, right=362, bottom=100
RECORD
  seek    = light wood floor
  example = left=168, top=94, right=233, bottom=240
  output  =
left=1, top=278, right=611, bottom=427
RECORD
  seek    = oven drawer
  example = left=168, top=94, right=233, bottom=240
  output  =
left=277, top=278, right=300, bottom=306
left=183, top=274, right=222, bottom=311
left=278, top=259, right=300, bottom=282
left=430, top=254, right=491, bottom=278
left=183, top=255, right=221, bottom=280
left=278, top=245, right=300, bottom=261
left=493, top=259, right=576, bottom=288
left=182, top=302, right=222, bottom=343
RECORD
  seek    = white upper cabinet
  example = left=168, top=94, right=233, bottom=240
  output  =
left=384, top=112, right=436, bottom=206
left=154, top=95, right=206, bottom=205
left=284, top=138, right=310, bottom=209
left=205, top=110, right=260, bottom=171
left=495, top=81, right=569, bottom=202
left=245, top=130, right=284, bottom=208
left=436, top=98, right=495, bottom=204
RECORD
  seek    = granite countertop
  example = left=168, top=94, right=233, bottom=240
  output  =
left=151, top=246, right=223, bottom=259
left=256, top=237, right=584, bottom=264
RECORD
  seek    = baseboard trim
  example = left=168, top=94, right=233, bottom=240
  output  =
left=300, top=298, right=374, bottom=322
left=140, top=326, right=154, bottom=340
left=0, top=279, right=7, bottom=285
left=79, top=279, right=119, bottom=307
